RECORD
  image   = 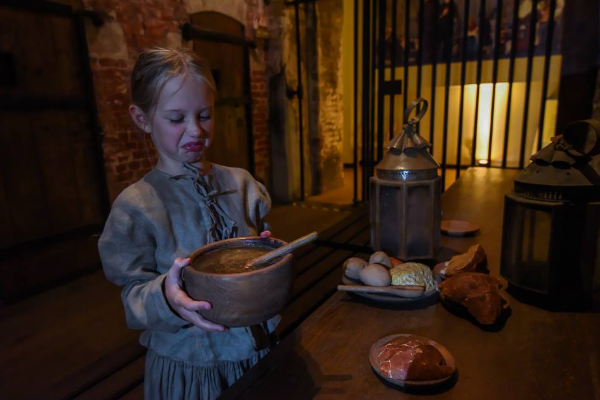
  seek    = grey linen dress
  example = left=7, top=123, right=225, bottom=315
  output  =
left=98, top=163, right=279, bottom=400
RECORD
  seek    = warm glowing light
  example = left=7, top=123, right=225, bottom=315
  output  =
left=369, top=60, right=561, bottom=170
left=475, top=83, right=493, bottom=161
left=462, top=83, right=510, bottom=164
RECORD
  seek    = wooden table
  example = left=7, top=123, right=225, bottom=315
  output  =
left=221, top=168, right=600, bottom=400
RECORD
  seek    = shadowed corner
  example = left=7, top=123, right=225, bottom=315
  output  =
left=218, top=330, right=323, bottom=400
left=439, top=297, right=512, bottom=332
left=506, top=283, right=600, bottom=314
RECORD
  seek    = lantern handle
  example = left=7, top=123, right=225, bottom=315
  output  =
left=560, top=119, right=600, bottom=159
left=403, top=97, right=428, bottom=126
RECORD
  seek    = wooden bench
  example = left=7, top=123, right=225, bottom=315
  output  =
left=37, top=205, right=372, bottom=399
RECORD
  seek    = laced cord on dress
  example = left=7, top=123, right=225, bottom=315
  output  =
left=169, top=163, right=238, bottom=242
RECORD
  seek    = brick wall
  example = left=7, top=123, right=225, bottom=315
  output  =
left=83, top=0, right=271, bottom=201
left=245, top=0, right=270, bottom=182
left=270, top=0, right=344, bottom=198
left=251, top=69, right=270, bottom=181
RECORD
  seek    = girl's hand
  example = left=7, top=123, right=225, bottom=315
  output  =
left=260, top=230, right=271, bottom=239
left=165, top=257, right=227, bottom=332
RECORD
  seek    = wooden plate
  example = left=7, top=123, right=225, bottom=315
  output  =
left=441, top=220, right=480, bottom=237
left=369, top=334, right=456, bottom=387
left=341, top=275, right=438, bottom=304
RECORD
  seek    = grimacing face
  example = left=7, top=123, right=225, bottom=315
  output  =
left=130, top=74, right=215, bottom=174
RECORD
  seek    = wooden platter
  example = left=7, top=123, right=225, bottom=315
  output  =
left=340, top=275, right=438, bottom=304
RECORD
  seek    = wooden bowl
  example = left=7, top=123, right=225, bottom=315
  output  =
left=182, top=236, right=293, bottom=327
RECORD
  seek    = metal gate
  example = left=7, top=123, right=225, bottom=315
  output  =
left=354, top=0, right=567, bottom=200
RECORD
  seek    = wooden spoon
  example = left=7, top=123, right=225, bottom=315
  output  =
left=338, top=284, right=426, bottom=298
left=244, top=231, right=318, bottom=269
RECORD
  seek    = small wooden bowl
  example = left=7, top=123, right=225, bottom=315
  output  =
left=182, top=236, right=293, bottom=327
left=441, top=220, right=480, bottom=237
left=369, top=334, right=456, bottom=387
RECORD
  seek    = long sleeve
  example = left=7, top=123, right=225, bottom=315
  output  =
left=246, top=176, right=272, bottom=233
left=99, top=206, right=188, bottom=332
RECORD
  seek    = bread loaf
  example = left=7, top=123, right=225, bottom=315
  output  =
left=438, top=272, right=504, bottom=325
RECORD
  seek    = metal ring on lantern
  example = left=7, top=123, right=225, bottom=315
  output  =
left=403, top=97, right=429, bottom=126
left=561, top=119, right=600, bottom=160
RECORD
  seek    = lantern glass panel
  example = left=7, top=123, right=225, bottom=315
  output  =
left=522, top=208, right=552, bottom=269
left=594, top=218, right=600, bottom=291
left=406, top=184, right=432, bottom=258
left=588, top=203, right=600, bottom=291
left=502, top=196, right=553, bottom=293
left=378, top=184, right=404, bottom=257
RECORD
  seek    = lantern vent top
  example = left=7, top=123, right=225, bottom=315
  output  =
left=515, top=119, right=600, bottom=202
left=376, top=98, right=440, bottom=181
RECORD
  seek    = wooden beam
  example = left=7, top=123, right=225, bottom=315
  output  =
left=181, top=23, right=256, bottom=49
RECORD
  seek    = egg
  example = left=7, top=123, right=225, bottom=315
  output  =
left=343, top=257, right=368, bottom=279
left=369, top=251, right=392, bottom=269
left=359, top=264, right=391, bottom=286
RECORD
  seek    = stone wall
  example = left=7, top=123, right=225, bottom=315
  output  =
left=268, top=0, right=344, bottom=200
left=316, top=0, right=344, bottom=192
left=82, top=0, right=271, bottom=201
left=267, top=2, right=305, bottom=201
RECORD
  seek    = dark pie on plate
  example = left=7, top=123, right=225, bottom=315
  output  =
left=376, top=335, right=455, bottom=381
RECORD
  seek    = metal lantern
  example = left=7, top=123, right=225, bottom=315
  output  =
left=370, top=98, right=441, bottom=260
left=500, top=120, right=600, bottom=302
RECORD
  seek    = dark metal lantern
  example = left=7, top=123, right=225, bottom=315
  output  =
left=500, top=120, right=600, bottom=302
left=370, top=98, right=441, bottom=260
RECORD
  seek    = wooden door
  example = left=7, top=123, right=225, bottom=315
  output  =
left=0, top=3, right=107, bottom=304
left=189, top=12, right=252, bottom=171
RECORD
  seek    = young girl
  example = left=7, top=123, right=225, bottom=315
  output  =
left=98, top=48, right=278, bottom=400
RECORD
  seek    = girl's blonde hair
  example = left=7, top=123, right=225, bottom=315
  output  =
left=130, top=47, right=217, bottom=113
